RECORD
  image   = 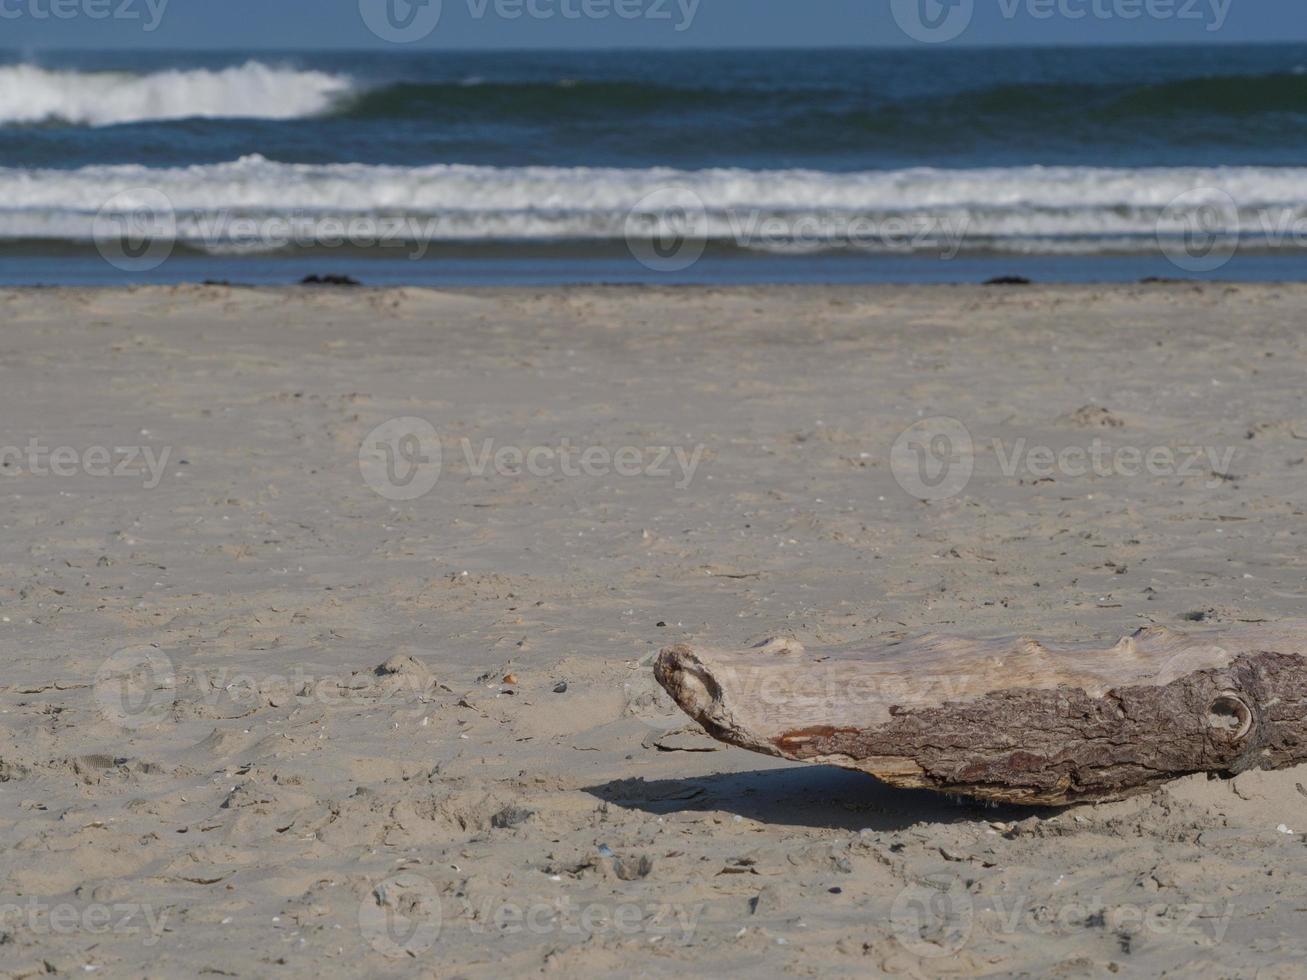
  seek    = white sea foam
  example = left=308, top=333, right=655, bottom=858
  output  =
left=2, top=156, right=1304, bottom=253
left=0, top=63, right=353, bottom=126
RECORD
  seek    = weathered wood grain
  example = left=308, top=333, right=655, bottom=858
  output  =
left=654, top=625, right=1307, bottom=805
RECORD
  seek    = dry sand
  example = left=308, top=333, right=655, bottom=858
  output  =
left=0, top=282, right=1305, bottom=978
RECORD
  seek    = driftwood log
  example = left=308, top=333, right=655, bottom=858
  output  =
left=654, top=625, right=1307, bottom=805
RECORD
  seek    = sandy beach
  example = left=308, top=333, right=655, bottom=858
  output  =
left=1, top=282, right=1305, bottom=978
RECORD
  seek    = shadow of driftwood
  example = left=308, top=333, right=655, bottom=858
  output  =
left=586, top=764, right=1051, bottom=833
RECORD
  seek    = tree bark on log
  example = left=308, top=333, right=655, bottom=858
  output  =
left=653, top=625, right=1307, bottom=806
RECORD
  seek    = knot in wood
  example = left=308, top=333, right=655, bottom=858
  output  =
left=1206, top=692, right=1254, bottom=741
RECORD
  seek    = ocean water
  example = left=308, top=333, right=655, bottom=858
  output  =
left=4, top=45, right=1307, bottom=285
